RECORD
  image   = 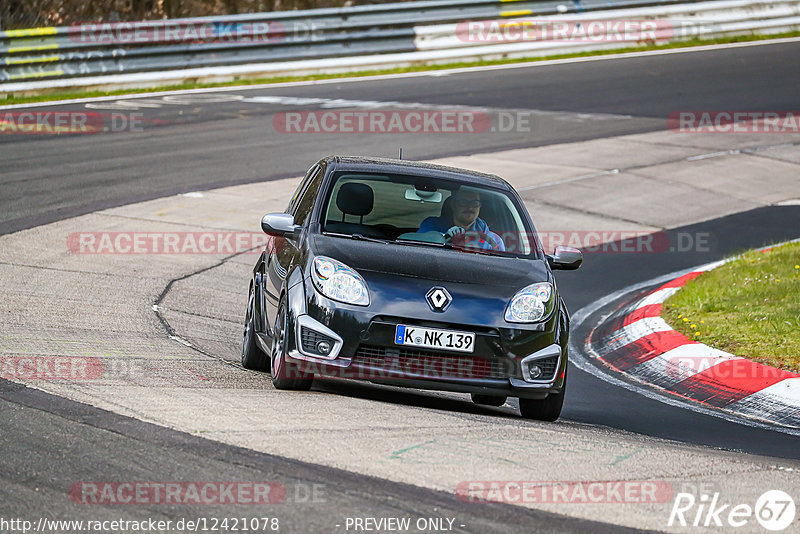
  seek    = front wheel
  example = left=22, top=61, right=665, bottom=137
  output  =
left=270, top=299, right=313, bottom=390
left=518, top=366, right=567, bottom=421
left=241, top=287, right=269, bottom=371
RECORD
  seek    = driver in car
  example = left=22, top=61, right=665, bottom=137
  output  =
left=418, top=189, right=505, bottom=251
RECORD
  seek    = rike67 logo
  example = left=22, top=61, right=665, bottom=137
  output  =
left=669, top=490, right=796, bottom=531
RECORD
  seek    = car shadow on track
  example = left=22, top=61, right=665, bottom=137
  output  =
left=310, top=378, right=522, bottom=419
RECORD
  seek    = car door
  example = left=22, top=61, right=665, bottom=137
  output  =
left=263, top=164, right=324, bottom=331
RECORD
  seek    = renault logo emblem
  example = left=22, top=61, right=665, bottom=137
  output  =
left=425, top=287, right=452, bottom=312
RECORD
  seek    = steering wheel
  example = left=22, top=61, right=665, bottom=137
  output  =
left=449, top=231, right=502, bottom=251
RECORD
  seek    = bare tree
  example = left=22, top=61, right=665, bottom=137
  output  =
left=1, top=0, right=394, bottom=29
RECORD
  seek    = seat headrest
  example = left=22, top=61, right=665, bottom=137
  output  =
left=337, top=183, right=374, bottom=216
left=441, top=195, right=454, bottom=220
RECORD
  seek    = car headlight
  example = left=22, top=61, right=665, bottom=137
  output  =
left=505, top=282, right=554, bottom=323
left=311, top=256, right=370, bottom=306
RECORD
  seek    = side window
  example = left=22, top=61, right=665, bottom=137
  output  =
left=292, top=166, right=323, bottom=227
left=287, top=165, right=317, bottom=215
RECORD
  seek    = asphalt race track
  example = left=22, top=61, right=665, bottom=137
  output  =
left=1, top=40, right=799, bottom=533
left=3, top=40, right=800, bottom=235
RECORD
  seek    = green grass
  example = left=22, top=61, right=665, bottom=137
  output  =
left=3, top=31, right=800, bottom=106
left=662, top=242, right=800, bottom=373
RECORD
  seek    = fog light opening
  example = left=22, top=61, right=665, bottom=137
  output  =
left=316, top=341, right=332, bottom=356
left=528, top=364, right=543, bottom=380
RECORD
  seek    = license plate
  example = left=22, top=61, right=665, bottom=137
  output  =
left=394, top=325, right=475, bottom=353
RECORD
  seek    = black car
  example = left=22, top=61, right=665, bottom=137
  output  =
left=242, top=156, right=582, bottom=421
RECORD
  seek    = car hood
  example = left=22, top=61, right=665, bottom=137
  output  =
left=310, top=234, right=550, bottom=298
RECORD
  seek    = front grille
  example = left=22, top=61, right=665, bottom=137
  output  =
left=300, top=327, right=336, bottom=356
left=528, top=356, right=559, bottom=381
left=352, top=344, right=511, bottom=380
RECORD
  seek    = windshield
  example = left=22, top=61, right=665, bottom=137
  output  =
left=320, top=171, right=539, bottom=257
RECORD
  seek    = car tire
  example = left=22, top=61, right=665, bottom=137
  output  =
left=471, top=394, right=507, bottom=406
left=241, top=287, right=269, bottom=371
left=518, top=365, right=567, bottom=421
left=270, top=299, right=313, bottom=391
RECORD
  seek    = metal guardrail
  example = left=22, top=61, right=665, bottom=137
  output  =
left=1, top=0, right=798, bottom=89
left=1, top=0, right=698, bottom=83
left=416, top=0, right=800, bottom=50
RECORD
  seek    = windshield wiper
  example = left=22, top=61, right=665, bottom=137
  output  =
left=395, top=238, right=445, bottom=248
left=324, top=232, right=391, bottom=245
left=351, top=233, right=391, bottom=244
left=469, top=249, right=509, bottom=257
left=441, top=242, right=509, bottom=257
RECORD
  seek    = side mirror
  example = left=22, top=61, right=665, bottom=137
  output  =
left=547, top=245, right=582, bottom=271
left=261, top=213, right=300, bottom=238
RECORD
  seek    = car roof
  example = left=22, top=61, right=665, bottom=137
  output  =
left=324, top=155, right=514, bottom=191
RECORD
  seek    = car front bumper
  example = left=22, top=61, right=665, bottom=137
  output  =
left=283, top=278, right=568, bottom=400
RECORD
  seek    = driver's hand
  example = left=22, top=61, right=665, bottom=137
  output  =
left=444, top=226, right=465, bottom=239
